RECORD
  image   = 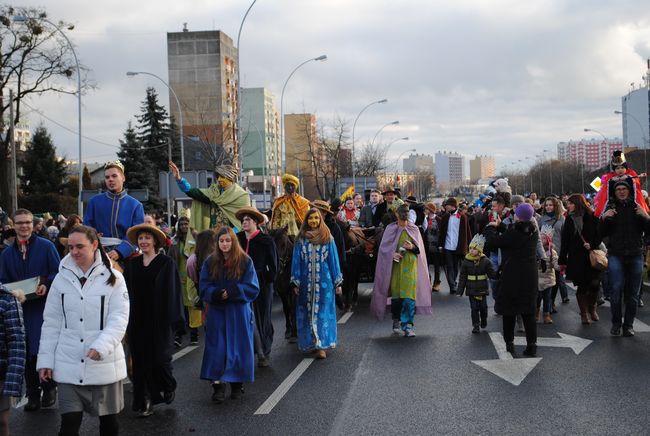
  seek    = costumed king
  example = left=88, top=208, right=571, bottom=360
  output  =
left=270, top=174, right=310, bottom=238
left=169, top=160, right=251, bottom=231
left=594, top=150, right=649, bottom=217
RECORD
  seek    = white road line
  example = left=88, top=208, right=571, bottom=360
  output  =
left=338, top=312, right=354, bottom=324
left=254, top=358, right=315, bottom=415
left=172, top=345, right=199, bottom=361
left=488, top=332, right=513, bottom=361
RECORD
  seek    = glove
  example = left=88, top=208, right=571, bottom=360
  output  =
left=540, top=259, right=547, bottom=273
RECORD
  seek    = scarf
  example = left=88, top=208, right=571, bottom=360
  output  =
left=302, top=228, right=331, bottom=246
left=465, top=252, right=482, bottom=262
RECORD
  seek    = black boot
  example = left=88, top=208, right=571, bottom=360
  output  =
left=138, top=398, right=153, bottom=417
left=505, top=342, right=516, bottom=357
left=212, top=382, right=226, bottom=403
left=24, top=394, right=41, bottom=412
left=523, top=344, right=537, bottom=357
left=230, top=382, right=244, bottom=400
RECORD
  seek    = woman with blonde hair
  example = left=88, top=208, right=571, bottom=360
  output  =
left=291, top=209, right=343, bottom=359
left=537, top=196, right=569, bottom=307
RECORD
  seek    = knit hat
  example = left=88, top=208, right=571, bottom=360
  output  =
left=514, top=203, right=535, bottom=221
left=468, top=234, right=486, bottom=253
left=613, top=178, right=633, bottom=192
left=445, top=197, right=458, bottom=208
left=511, top=195, right=525, bottom=205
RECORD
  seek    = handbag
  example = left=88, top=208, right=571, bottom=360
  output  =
left=579, top=233, right=608, bottom=271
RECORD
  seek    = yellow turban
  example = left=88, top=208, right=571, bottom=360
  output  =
left=282, top=174, right=300, bottom=188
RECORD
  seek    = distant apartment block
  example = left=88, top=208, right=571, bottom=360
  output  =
left=240, top=87, right=280, bottom=183
left=435, top=151, right=465, bottom=191
left=469, top=155, right=496, bottom=182
left=557, top=138, right=623, bottom=170
left=403, top=153, right=434, bottom=174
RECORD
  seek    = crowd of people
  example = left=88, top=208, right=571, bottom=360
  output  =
left=0, top=150, right=648, bottom=435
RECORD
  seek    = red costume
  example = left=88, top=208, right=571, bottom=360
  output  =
left=593, top=168, right=648, bottom=217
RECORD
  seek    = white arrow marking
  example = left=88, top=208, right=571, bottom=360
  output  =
left=471, top=332, right=542, bottom=386
left=513, top=332, right=592, bottom=355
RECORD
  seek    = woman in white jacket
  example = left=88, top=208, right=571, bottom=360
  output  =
left=37, top=226, right=129, bottom=436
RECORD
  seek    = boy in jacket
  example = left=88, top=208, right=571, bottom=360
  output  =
left=457, top=234, right=496, bottom=333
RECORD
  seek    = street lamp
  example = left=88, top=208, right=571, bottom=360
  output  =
left=615, top=110, right=649, bottom=188
left=235, top=0, right=258, bottom=178
left=351, top=99, right=388, bottom=189
left=14, top=15, right=83, bottom=215
left=371, top=120, right=399, bottom=147
left=279, top=54, right=328, bottom=192
left=127, top=71, right=185, bottom=172
left=391, top=148, right=417, bottom=183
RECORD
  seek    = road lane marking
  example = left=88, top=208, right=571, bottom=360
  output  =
left=254, top=358, right=314, bottom=415
left=172, top=345, right=199, bottom=361
left=472, top=332, right=541, bottom=386
left=513, top=332, right=592, bottom=354
left=338, top=312, right=354, bottom=324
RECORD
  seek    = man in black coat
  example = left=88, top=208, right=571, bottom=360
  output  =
left=599, top=178, right=650, bottom=337
left=359, top=189, right=383, bottom=228
left=236, top=207, right=278, bottom=366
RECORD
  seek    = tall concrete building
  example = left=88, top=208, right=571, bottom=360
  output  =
left=285, top=113, right=320, bottom=199
left=435, top=151, right=465, bottom=192
left=469, top=155, right=496, bottom=182
left=620, top=62, right=650, bottom=149
left=167, top=27, right=238, bottom=160
left=557, top=138, right=623, bottom=170
left=403, top=153, right=434, bottom=173
left=240, top=87, right=280, bottom=185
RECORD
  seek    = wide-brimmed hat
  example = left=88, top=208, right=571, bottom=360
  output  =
left=405, top=195, right=418, bottom=204
left=310, top=200, right=333, bottom=215
left=235, top=206, right=265, bottom=224
left=444, top=197, right=458, bottom=208
left=425, top=202, right=436, bottom=213
left=382, top=186, right=397, bottom=195
left=127, top=224, right=168, bottom=247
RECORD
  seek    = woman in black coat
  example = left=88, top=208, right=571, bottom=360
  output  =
left=559, top=194, right=602, bottom=324
left=485, top=203, right=538, bottom=357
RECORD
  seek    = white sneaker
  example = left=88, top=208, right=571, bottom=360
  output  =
left=405, top=327, right=416, bottom=337
left=392, top=320, right=401, bottom=334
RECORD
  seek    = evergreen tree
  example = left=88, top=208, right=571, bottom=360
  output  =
left=82, top=165, right=92, bottom=189
left=117, top=122, right=154, bottom=190
left=20, top=125, right=67, bottom=195
left=136, top=87, right=173, bottom=189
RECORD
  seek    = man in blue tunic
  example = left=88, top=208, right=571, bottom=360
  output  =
left=83, top=160, right=145, bottom=261
left=0, top=208, right=60, bottom=411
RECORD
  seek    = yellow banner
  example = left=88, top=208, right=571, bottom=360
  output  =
left=340, top=185, right=355, bottom=201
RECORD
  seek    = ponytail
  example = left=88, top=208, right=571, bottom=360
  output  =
left=69, top=226, right=117, bottom=286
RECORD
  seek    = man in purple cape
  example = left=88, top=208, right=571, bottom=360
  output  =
left=370, top=205, right=432, bottom=334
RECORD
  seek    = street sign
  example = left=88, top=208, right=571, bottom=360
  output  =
left=590, top=177, right=602, bottom=192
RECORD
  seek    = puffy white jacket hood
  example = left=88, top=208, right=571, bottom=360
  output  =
left=37, top=250, right=130, bottom=386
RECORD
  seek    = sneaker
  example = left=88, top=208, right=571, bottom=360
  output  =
left=610, top=326, right=621, bottom=336
left=138, top=399, right=153, bottom=417
left=190, top=332, right=199, bottom=345
left=472, top=325, right=480, bottom=334
left=404, top=327, right=416, bottom=337
left=212, top=383, right=226, bottom=403
left=392, top=319, right=401, bottom=335
left=480, top=318, right=487, bottom=329
left=230, top=383, right=244, bottom=399
left=173, top=336, right=182, bottom=348
left=562, top=298, right=570, bottom=304
left=258, top=356, right=270, bottom=368
left=622, top=327, right=635, bottom=337
left=639, top=299, right=644, bottom=308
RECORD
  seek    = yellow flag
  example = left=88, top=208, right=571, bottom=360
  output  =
left=340, top=185, right=355, bottom=202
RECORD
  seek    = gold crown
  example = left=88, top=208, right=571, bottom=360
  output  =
left=104, top=160, right=125, bottom=173
left=179, top=208, right=191, bottom=220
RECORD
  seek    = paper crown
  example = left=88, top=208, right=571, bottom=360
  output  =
left=178, top=208, right=191, bottom=220
left=468, top=234, right=486, bottom=252
left=104, top=160, right=125, bottom=173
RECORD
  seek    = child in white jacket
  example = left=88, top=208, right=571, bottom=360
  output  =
left=37, top=226, right=129, bottom=436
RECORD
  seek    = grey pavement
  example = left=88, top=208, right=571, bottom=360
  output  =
left=10, top=278, right=650, bottom=435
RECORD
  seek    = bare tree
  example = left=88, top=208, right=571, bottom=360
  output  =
left=355, top=141, right=388, bottom=177
left=0, top=6, right=93, bottom=209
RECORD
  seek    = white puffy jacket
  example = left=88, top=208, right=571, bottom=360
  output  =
left=37, top=251, right=130, bottom=385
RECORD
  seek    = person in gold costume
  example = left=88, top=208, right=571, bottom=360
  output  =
left=270, top=174, right=310, bottom=238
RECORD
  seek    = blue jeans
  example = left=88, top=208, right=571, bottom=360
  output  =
left=537, top=287, right=553, bottom=313
left=391, top=298, right=416, bottom=330
left=444, top=250, right=461, bottom=292
left=608, top=255, right=643, bottom=329
left=551, top=270, right=568, bottom=302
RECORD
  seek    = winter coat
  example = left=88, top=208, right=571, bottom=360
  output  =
left=0, top=285, right=25, bottom=397
left=538, top=248, right=559, bottom=291
left=537, top=214, right=565, bottom=254
left=485, top=221, right=538, bottom=316
left=559, top=213, right=602, bottom=286
left=37, top=252, right=130, bottom=386
left=457, top=256, right=496, bottom=297
left=438, top=210, right=472, bottom=255
left=598, top=199, right=650, bottom=257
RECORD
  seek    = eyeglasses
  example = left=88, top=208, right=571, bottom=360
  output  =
left=14, top=221, right=33, bottom=226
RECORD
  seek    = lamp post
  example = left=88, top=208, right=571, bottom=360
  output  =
left=383, top=137, right=409, bottom=177
left=235, top=0, right=258, bottom=178
left=351, top=99, right=388, bottom=189
left=127, top=71, right=185, bottom=171
left=392, top=148, right=417, bottom=186
left=584, top=128, right=608, bottom=194
left=279, top=54, right=327, bottom=194
left=615, top=110, right=649, bottom=189
left=371, top=120, right=399, bottom=147
left=14, top=15, right=83, bottom=215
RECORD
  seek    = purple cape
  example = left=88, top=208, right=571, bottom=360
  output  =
left=370, top=222, right=432, bottom=320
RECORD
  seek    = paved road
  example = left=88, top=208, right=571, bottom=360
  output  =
left=10, top=280, right=650, bottom=435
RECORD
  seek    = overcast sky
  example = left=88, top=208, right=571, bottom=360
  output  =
left=18, top=0, right=650, bottom=173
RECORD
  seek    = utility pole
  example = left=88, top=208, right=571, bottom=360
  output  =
left=9, top=89, right=17, bottom=214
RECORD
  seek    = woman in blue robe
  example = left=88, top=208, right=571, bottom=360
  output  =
left=290, top=208, right=343, bottom=359
left=199, top=226, right=260, bottom=403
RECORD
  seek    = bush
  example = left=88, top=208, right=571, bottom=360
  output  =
left=18, top=194, right=78, bottom=215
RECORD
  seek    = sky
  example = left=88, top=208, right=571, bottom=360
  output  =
left=16, top=0, right=650, bottom=174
